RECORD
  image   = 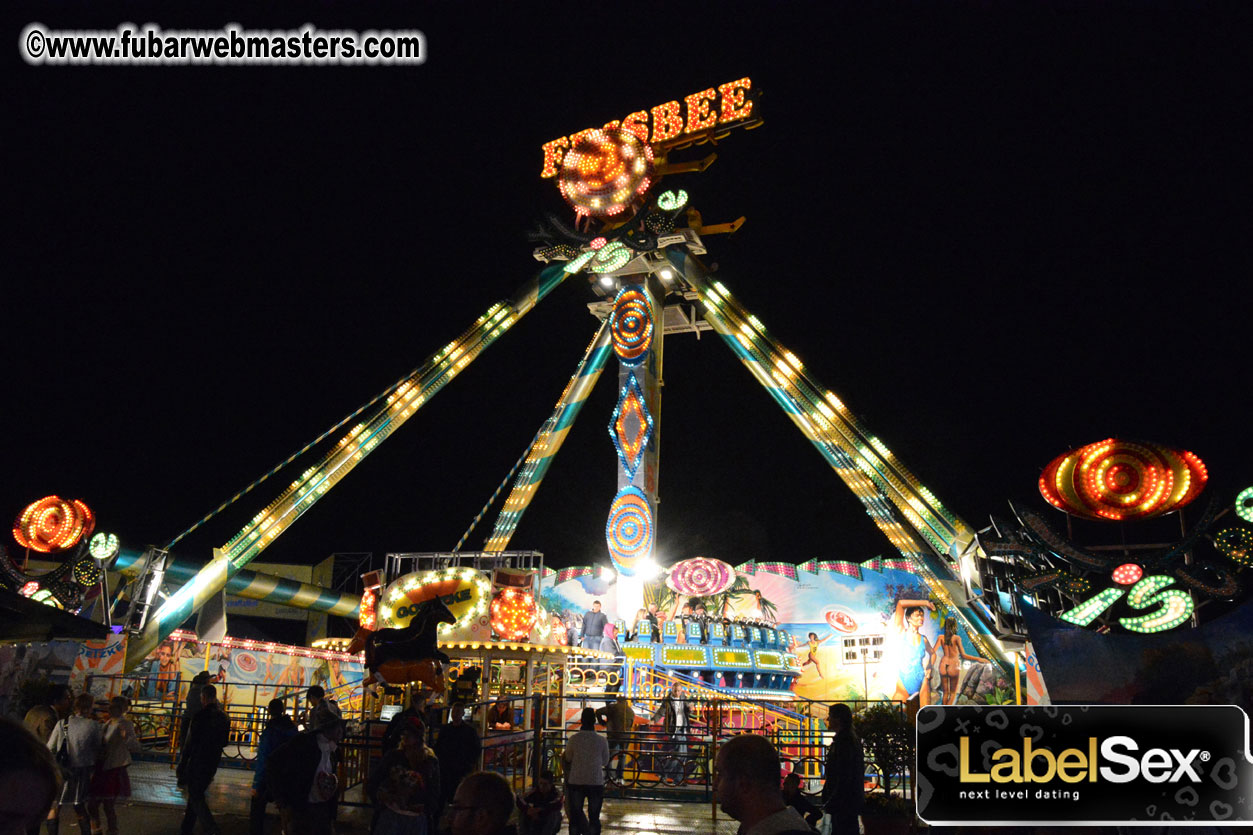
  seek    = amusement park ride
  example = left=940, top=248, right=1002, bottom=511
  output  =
left=5, top=76, right=1253, bottom=710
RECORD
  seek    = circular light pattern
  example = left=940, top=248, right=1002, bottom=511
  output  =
left=610, top=287, right=654, bottom=366
left=605, top=486, right=654, bottom=577
left=13, top=496, right=95, bottom=553
left=490, top=588, right=537, bottom=641
left=644, top=211, right=675, bottom=235
left=1215, top=528, right=1253, bottom=568
left=1111, top=563, right=1143, bottom=586
left=666, top=556, right=735, bottom=597
left=557, top=128, right=655, bottom=218
left=656, top=189, right=689, bottom=212
left=588, top=241, right=633, bottom=274
left=72, top=560, right=101, bottom=587
left=1236, top=487, right=1253, bottom=524
left=378, top=568, right=491, bottom=633
left=1038, top=439, right=1208, bottom=521
left=89, top=532, right=119, bottom=562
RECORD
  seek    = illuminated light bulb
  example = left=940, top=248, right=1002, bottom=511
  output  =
left=1236, top=487, right=1253, bottom=524
left=1111, top=564, right=1143, bottom=586
left=599, top=276, right=614, bottom=288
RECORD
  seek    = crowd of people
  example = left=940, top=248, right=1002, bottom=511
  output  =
left=1, top=678, right=869, bottom=835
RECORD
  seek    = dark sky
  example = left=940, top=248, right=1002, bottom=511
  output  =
left=6, top=2, right=1251, bottom=583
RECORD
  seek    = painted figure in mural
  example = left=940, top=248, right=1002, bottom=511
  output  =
left=745, top=590, right=767, bottom=622
left=275, top=653, right=306, bottom=690
left=801, top=632, right=832, bottom=679
left=934, top=618, right=988, bottom=705
left=892, top=598, right=935, bottom=705
left=154, top=641, right=180, bottom=704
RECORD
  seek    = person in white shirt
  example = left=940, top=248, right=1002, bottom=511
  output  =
left=714, top=734, right=814, bottom=835
left=561, top=708, right=609, bottom=835
left=88, top=696, right=143, bottom=835
left=46, top=693, right=104, bottom=834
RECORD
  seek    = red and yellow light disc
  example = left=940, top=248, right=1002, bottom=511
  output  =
left=1039, top=439, right=1207, bottom=521
left=557, top=128, right=655, bottom=218
left=13, top=496, right=95, bottom=553
left=490, top=588, right=537, bottom=641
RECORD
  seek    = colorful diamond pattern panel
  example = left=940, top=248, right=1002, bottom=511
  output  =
left=610, top=373, right=654, bottom=479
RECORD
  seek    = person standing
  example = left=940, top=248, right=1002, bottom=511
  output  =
left=46, top=693, right=104, bottom=835
left=177, top=684, right=231, bottom=835
left=368, top=717, right=440, bottom=835
left=594, top=695, right=633, bottom=782
left=821, top=704, right=864, bottom=835
left=713, top=734, right=813, bottom=835
left=181, top=671, right=212, bottom=746
left=24, top=684, right=72, bottom=746
left=434, top=701, right=480, bottom=810
left=250, top=698, right=298, bottom=835
left=562, top=708, right=609, bottom=835
left=88, top=696, right=142, bottom=835
left=579, top=601, right=607, bottom=651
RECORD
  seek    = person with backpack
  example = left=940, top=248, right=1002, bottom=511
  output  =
left=713, top=734, right=816, bottom=835
left=46, top=693, right=104, bottom=835
left=250, top=698, right=298, bottom=835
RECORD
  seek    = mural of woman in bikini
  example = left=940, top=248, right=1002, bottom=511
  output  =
left=935, top=617, right=988, bottom=705
left=892, top=598, right=935, bottom=705
left=800, top=631, right=832, bottom=679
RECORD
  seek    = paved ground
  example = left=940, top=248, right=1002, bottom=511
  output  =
left=73, top=762, right=738, bottom=835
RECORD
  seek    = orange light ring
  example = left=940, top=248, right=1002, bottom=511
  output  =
left=13, top=496, right=95, bottom=553
left=1039, top=440, right=1207, bottom=521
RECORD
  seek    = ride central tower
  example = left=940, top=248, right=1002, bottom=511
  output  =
left=606, top=276, right=663, bottom=615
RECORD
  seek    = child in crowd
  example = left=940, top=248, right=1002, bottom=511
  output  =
left=89, top=696, right=143, bottom=835
left=47, top=693, right=104, bottom=834
left=515, top=770, right=562, bottom=835
left=782, top=772, right=822, bottom=828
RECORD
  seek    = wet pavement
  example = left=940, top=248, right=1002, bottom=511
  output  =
left=76, top=761, right=742, bottom=835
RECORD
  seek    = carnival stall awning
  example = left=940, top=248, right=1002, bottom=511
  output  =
left=0, top=590, right=110, bottom=644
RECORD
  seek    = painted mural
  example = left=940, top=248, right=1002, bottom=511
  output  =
left=539, top=557, right=1016, bottom=706
left=123, top=634, right=365, bottom=711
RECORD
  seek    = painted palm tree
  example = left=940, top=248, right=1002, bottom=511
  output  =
left=711, top=576, right=779, bottom=622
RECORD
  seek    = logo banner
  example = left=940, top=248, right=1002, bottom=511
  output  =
left=916, top=705, right=1253, bottom=826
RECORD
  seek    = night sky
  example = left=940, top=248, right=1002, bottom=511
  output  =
left=7, top=2, right=1251, bottom=592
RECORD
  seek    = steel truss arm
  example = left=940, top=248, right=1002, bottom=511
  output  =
left=667, top=250, right=1010, bottom=671
left=483, top=319, right=613, bottom=552
left=125, top=263, right=572, bottom=668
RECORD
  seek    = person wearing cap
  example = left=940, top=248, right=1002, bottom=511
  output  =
left=368, top=716, right=441, bottom=835
left=180, top=671, right=212, bottom=746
